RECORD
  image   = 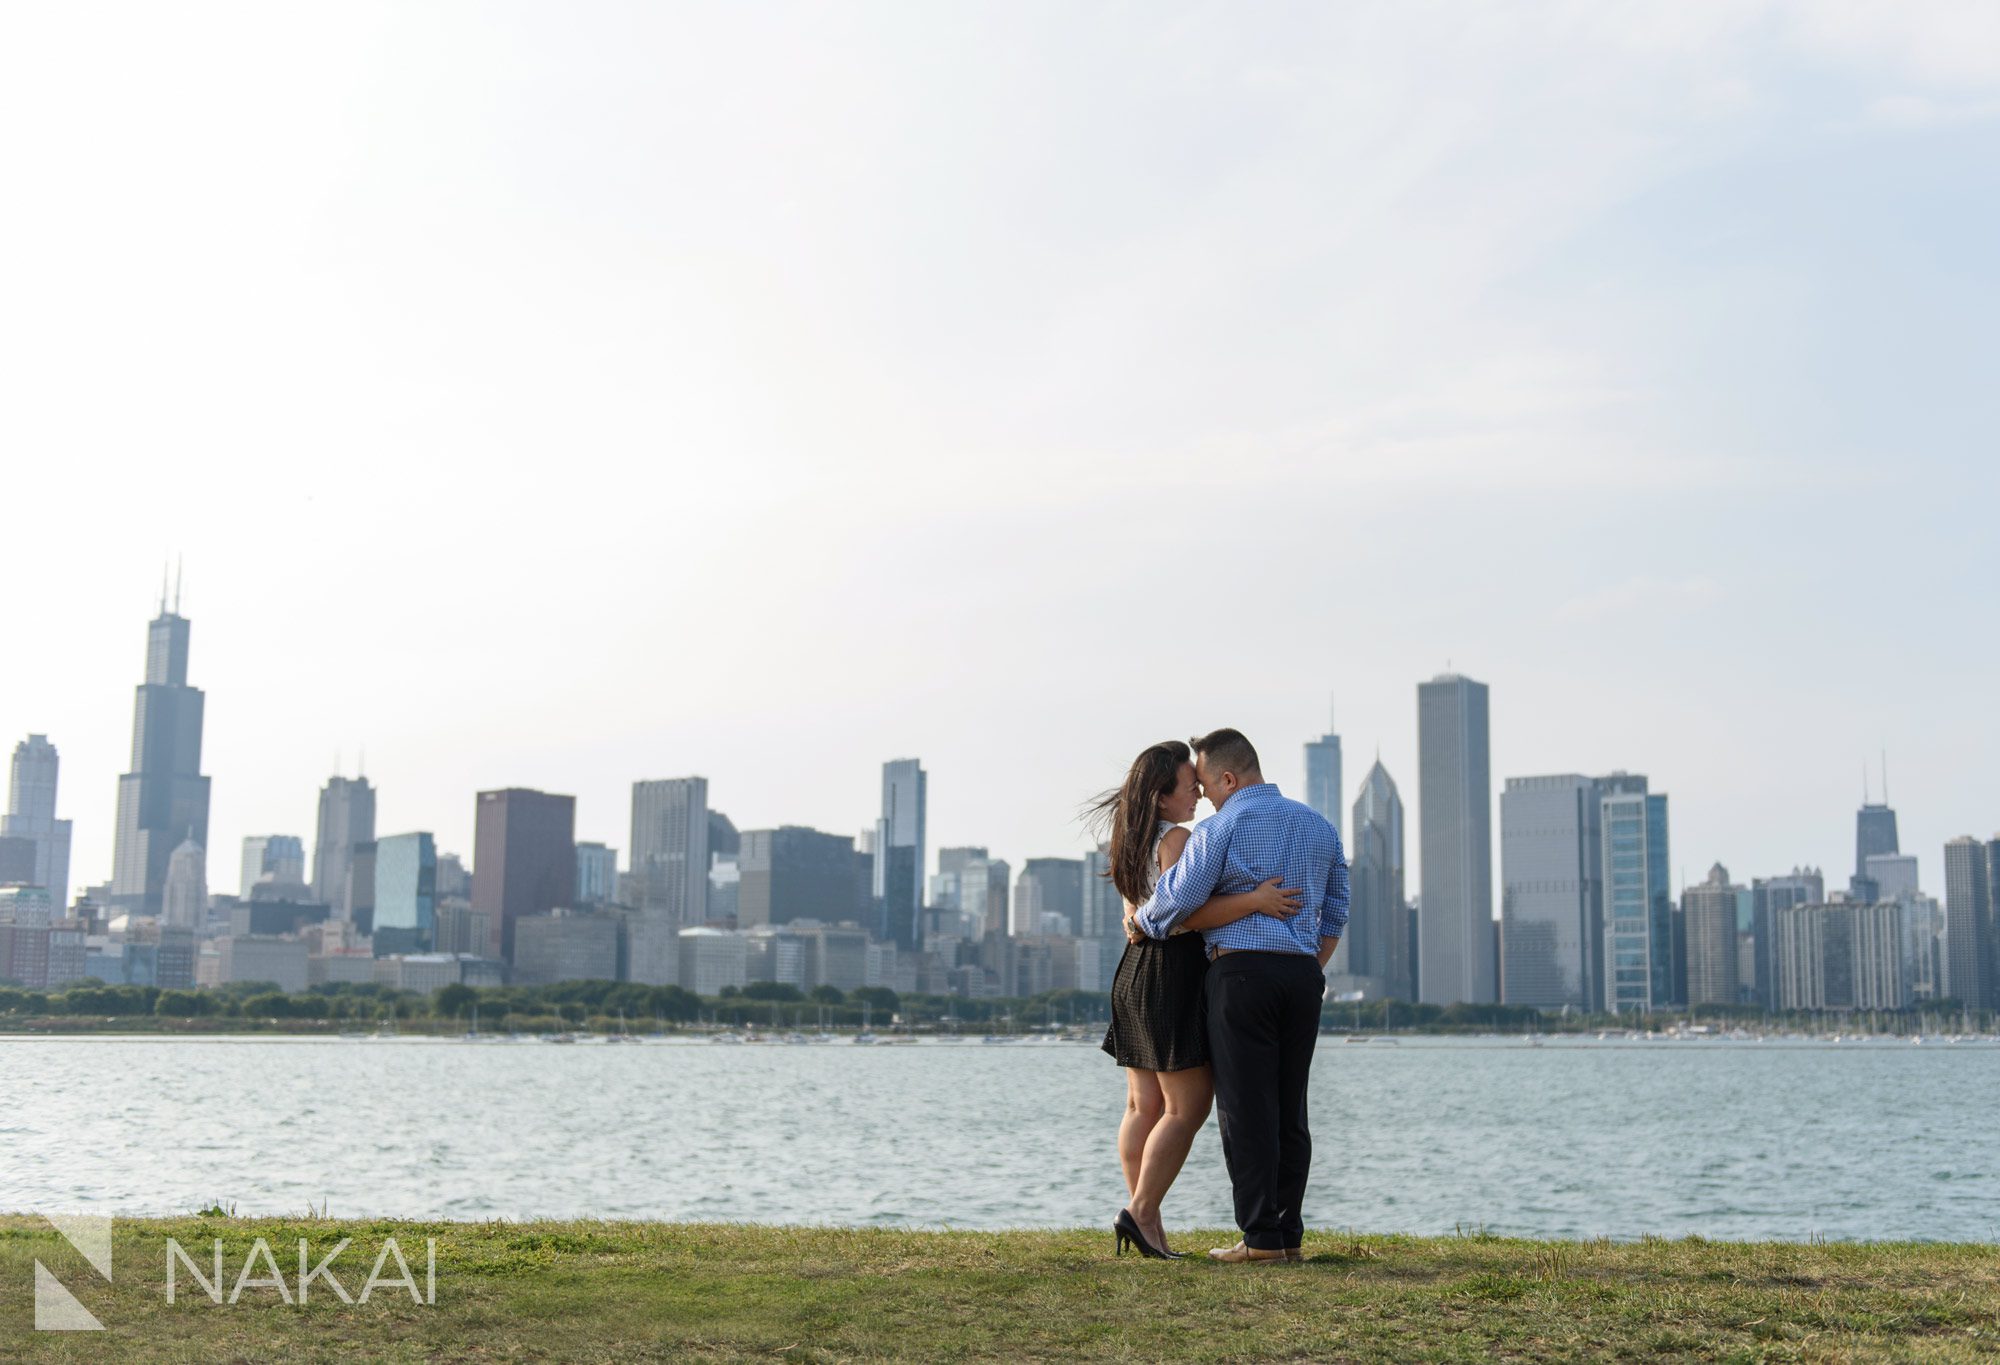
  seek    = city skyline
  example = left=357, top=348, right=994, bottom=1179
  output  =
left=1, top=596, right=1989, bottom=1013
left=2, top=596, right=1992, bottom=945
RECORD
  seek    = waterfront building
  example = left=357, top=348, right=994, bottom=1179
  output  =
left=874, top=759, right=926, bottom=950
left=1417, top=673, right=1494, bottom=1004
left=4, top=735, right=73, bottom=916
left=631, top=777, right=708, bottom=924
left=109, top=601, right=211, bottom=916
left=471, top=788, right=577, bottom=964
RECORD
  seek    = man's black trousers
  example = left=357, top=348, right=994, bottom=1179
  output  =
left=1205, top=949, right=1324, bottom=1251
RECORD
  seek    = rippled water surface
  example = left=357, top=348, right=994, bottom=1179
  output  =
left=3, top=1035, right=1995, bottom=1241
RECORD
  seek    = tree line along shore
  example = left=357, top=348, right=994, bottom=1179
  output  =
left=1, top=977, right=1993, bottom=1038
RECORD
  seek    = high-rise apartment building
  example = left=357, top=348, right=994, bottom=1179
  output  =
left=109, top=602, right=211, bottom=916
left=1989, top=837, right=2000, bottom=1009
left=1681, top=864, right=1741, bottom=1008
left=1600, top=782, right=1672, bottom=1013
left=631, top=777, right=708, bottom=924
left=1748, top=868, right=1824, bottom=1009
left=470, top=788, right=577, bottom=964
left=1417, top=674, right=1494, bottom=1004
left=1942, top=836, right=1990, bottom=1008
left=1774, top=901, right=1905, bottom=1011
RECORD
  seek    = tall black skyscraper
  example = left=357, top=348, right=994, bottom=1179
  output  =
left=109, top=592, right=211, bottom=916
left=1854, top=801, right=1899, bottom=897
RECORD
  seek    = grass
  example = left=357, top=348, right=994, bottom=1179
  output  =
left=1, top=1215, right=1995, bottom=1361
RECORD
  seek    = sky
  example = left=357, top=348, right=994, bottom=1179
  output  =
left=3, top=1, right=1996, bottom=906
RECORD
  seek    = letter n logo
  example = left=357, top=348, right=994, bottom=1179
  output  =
left=35, top=1213, right=112, bottom=1331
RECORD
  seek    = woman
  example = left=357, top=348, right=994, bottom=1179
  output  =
left=1092, top=739, right=1302, bottom=1259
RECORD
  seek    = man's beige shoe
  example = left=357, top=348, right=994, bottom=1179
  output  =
left=1206, top=1241, right=1290, bottom=1264
left=1283, top=1246, right=1304, bottom=1262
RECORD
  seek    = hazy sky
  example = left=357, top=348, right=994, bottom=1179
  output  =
left=4, top=2, right=1996, bottom=905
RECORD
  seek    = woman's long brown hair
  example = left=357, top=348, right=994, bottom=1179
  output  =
left=1086, top=740, right=1191, bottom=907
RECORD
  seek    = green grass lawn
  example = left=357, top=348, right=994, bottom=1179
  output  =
left=1, top=1215, right=1994, bottom=1362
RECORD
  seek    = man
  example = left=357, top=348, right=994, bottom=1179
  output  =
left=1132, top=727, right=1348, bottom=1264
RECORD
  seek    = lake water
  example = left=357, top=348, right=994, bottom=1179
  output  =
left=3, top=1034, right=1995, bottom=1242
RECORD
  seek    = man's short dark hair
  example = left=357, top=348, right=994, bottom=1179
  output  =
left=1190, top=728, right=1261, bottom=779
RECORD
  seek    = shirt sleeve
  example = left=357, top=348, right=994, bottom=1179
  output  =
left=1133, top=821, right=1226, bottom=939
left=1319, top=825, right=1350, bottom=941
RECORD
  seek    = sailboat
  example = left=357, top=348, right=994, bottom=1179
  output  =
left=854, top=1002, right=878, bottom=1044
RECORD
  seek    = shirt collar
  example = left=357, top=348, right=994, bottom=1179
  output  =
left=1220, top=782, right=1281, bottom=809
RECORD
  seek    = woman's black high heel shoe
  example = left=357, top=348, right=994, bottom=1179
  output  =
left=1114, top=1208, right=1176, bottom=1260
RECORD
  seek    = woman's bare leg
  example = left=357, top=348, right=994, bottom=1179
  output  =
left=1120, top=1068, right=1165, bottom=1199
left=1127, top=1064, right=1213, bottom=1251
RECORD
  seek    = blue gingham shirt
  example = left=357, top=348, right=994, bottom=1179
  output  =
left=1134, top=783, right=1349, bottom=955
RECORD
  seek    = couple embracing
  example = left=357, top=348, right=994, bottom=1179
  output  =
left=1093, top=727, right=1349, bottom=1263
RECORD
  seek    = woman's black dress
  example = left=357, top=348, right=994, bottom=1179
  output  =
left=1101, top=821, right=1210, bottom=1071
left=1101, top=931, right=1210, bottom=1071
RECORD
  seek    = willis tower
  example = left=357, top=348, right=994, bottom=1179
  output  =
left=109, top=579, right=212, bottom=916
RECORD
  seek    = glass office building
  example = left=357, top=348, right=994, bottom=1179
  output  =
left=373, top=832, right=437, bottom=956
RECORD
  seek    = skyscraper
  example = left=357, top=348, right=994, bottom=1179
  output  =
left=161, top=837, right=207, bottom=930
left=1601, top=783, right=1672, bottom=1013
left=1681, top=864, right=1741, bottom=1009
left=1855, top=801, right=1899, bottom=883
left=239, top=834, right=307, bottom=897
left=109, top=600, right=212, bottom=916
left=1853, top=795, right=1899, bottom=900
left=972, top=858, right=1011, bottom=941
left=1749, top=868, right=1824, bottom=1009
left=1498, top=774, right=1603, bottom=1010
left=4, top=735, right=72, bottom=914
left=1079, top=847, right=1120, bottom=940
left=312, top=776, right=376, bottom=914
left=1864, top=854, right=1920, bottom=902
left=1417, top=673, right=1494, bottom=1005
left=1989, top=837, right=2000, bottom=1011
left=1304, top=715, right=1343, bottom=832
left=1942, top=836, right=1990, bottom=1008
left=1338, top=759, right=1409, bottom=1001
left=631, top=777, right=709, bottom=925
left=874, top=759, right=926, bottom=949
left=373, top=832, right=438, bottom=955
left=1016, top=858, right=1084, bottom=937
left=471, top=788, right=577, bottom=963
left=574, top=842, right=618, bottom=906
left=932, top=847, right=987, bottom=911
left=738, top=826, right=859, bottom=927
